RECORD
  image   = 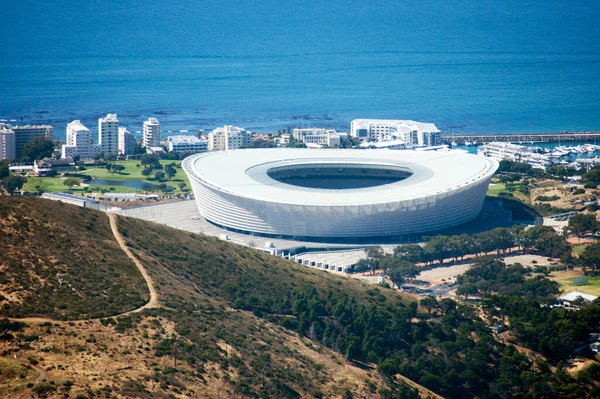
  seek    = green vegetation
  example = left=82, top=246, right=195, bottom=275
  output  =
left=458, top=257, right=600, bottom=366
left=22, top=137, right=54, bottom=161
left=535, top=194, right=560, bottom=202
left=2, top=197, right=599, bottom=397
left=116, top=215, right=595, bottom=398
left=486, top=182, right=506, bottom=196
left=550, top=274, right=600, bottom=296
left=0, top=197, right=148, bottom=319
left=79, top=159, right=190, bottom=192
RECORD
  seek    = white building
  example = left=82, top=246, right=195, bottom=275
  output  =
left=0, top=124, right=16, bottom=160
left=118, top=127, right=137, bottom=156
left=6, top=124, right=54, bottom=158
left=477, top=142, right=552, bottom=170
left=208, top=125, right=251, bottom=151
left=98, top=113, right=119, bottom=154
left=292, top=128, right=341, bottom=147
left=350, top=119, right=440, bottom=147
left=62, top=120, right=96, bottom=160
left=143, top=117, right=161, bottom=148
left=167, top=135, right=208, bottom=153
left=42, top=192, right=100, bottom=209
left=558, top=291, right=598, bottom=309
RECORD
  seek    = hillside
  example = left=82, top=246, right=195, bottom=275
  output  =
left=0, top=197, right=149, bottom=319
left=1, top=197, right=597, bottom=398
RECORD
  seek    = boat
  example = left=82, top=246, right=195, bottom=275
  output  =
left=465, top=140, right=472, bottom=146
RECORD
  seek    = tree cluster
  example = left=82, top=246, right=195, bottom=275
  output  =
left=393, top=225, right=571, bottom=267
left=457, top=257, right=600, bottom=362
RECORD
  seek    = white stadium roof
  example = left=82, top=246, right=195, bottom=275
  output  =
left=185, top=148, right=495, bottom=206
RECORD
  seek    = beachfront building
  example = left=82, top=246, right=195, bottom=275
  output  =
left=208, top=125, right=251, bottom=151
left=477, top=142, right=552, bottom=170
left=62, top=120, right=96, bottom=160
left=118, top=127, right=137, bottom=156
left=292, top=128, right=341, bottom=147
left=143, top=117, right=161, bottom=148
left=167, top=135, right=208, bottom=153
left=4, top=124, right=54, bottom=158
left=0, top=124, right=16, bottom=160
left=98, top=113, right=119, bottom=154
left=350, top=119, right=440, bottom=147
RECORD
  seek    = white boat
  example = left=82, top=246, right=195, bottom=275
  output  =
left=465, top=140, right=472, bottom=146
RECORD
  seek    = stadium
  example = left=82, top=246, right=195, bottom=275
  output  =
left=182, top=149, right=498, bottom=241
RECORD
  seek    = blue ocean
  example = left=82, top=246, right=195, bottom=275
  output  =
left=1, top=0, right=599, bottom=140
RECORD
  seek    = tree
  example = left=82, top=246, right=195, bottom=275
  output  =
left=420, top=296, right=438, bottom=315
left=579, top=242, right=600, bottom=274
left=0, top=159, right=10, bottom=179
left=142, top=167, right=154, bottom=177
left=22, top=137, right=54, bottom=160
left=386, top=259, right=419, bottom=288
left=141, top=154, right=159, bottom=168
left=178, top=182, right=187, bottom=190
left=2, top=175, right=26, bottom=194
left=63, top=178, right=81, bottom=189
left=165, top=164, right=177, bottom=180
left=154, top=171, right=165, bottom=181
left=567, top=213, right=598, bottom=242
left=111, top=164, right=126, bottom=173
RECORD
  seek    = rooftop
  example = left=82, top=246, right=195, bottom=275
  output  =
left=184, top=148, right=497, bottom=206
left=168, top=135, right=206, bottom=144
left=559, top=291, right=598, bottom=302
left=352, top=119, right=440, bottom=133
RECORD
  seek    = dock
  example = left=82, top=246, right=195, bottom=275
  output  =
left=441, top=131, right=600, bottom=145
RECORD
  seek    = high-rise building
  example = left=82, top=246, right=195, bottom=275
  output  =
left=0, top=124, right=16, bottom=160
left=62, top=120, right=95, bottom=160
left=143, top=118, right=161, bottom=148
left=118, top=127, right=137, bottom=155
left=350, top=119, right=440, bottom=147
left=98, top=113, right=119, bottom=154
left=7, top=124, right=54, bottom=158
left=208, top=125, right=251, bottom=151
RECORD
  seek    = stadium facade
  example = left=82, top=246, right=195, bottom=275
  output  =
left=183, top=149, right=498, bottom=241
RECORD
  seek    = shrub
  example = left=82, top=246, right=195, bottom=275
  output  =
left=536, top=195, right=560, bottom=202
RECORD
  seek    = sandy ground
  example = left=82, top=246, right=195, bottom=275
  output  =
left=416, top=264, right=472, bottom=285
left=503, top=254, right=553, bottom=266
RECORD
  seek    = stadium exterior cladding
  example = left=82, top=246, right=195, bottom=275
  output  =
left=182, top=149, right=498, bottom=242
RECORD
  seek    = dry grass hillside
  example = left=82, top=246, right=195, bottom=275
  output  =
left=0, top=197, right=149, bottom=320
left=0, top=197, right=393, bottom=398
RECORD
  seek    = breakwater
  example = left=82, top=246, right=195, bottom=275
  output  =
left=442, top=132, right=600, bottom=145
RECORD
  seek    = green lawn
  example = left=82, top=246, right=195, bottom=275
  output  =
left=487, top=182, right=506, bottom=196
left=550, top=273, right=600, bottom=296
left=23, top=160, right=191, bottom=194
left=572, top=244, right=588, bottom=257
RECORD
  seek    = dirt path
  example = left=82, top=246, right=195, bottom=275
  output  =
left=8, top=213, right=159, bottom=324
left=107, top=213, right=159, bottom=311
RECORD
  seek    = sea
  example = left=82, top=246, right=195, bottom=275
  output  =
left=1, top=0, right=599, bottom=141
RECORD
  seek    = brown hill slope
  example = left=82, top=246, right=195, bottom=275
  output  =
left=0, top=197, right=149, bottom=319
left=0, top=197, right=391, bottom=398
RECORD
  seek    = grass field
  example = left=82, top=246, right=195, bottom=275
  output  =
left=572, top=244, right=588, bottom=257
left=487, top=182, right=506, bottom=196
left=549, top=270, right=600, bottom=296
left=22, top=160, right=190, bottom=194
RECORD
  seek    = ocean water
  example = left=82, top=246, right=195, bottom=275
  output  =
left=1, top=0, right=599, bottom=140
